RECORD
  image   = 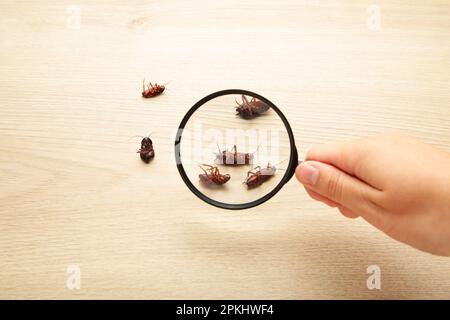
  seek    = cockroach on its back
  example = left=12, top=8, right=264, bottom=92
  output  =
left=245, top=163, right=277, bottom=189
left=215, top=145, right=254, bottom=165
left=235, top=95, right=270, bottom=119
left=199, top=164, right=230, bottom=186
left=137, top=135, right=155, bottom=163
left=142, top=78, right=165, bottom=98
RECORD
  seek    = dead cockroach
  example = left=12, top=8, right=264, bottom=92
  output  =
left=215, top=145, right=254, bottom=165
left=235, top=95, right=270, bottom=119
left=142, top=78, right=165, bottom=98
left=137, top=135, right=155, bottom=163
left=245, top=162, right=277, bottom=189
left=199, top=164, right=230, bottom=186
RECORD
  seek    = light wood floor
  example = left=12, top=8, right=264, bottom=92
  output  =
left=0, top=0, right=449, bottom=299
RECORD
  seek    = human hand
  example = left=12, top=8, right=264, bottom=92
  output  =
left=295, top=133, right=450, bottom=256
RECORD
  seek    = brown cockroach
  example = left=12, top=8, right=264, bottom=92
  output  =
left=136, top=135, right=155, bottom=163
left=199, top=164, right=231, bottom=185
left=142, top=78, right=165, bottom=98
left=215, top=145, right=254, bottom=165
left=235, top=95, right=270, bottom=119
left=245, top=163, right=277, bottom=189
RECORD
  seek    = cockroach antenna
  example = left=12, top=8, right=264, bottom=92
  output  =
left=128, top=132, right=155, bottom=142
left=273, top=160, right=289, bottom=172
left=273, top=158, right=288, bottom=167
left=267, top=158, right=289, bottom=171
left=128, top=135, right=144, bottom=142
left=251, top=145, right=260, bottom=156
left=216, top=143, right=221, bottom=154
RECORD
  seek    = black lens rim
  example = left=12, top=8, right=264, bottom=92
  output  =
left=174, top=89, right=298, bottom=210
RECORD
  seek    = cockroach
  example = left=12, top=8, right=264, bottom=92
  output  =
left=215, top=145, right=254, bottom=165
left=142, top=78, right=165, bottom=98
left=245, top=163, right=277, bottom=189
left=199, top=164, right=231, bottom=185
left=235, top=95, right=270, bottom=119
left=137, top=135, right=155, bottom=163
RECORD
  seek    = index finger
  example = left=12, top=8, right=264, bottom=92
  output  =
left=305, top=140, right=381, bottom=190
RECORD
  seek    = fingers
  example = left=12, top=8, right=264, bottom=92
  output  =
left=337, top=206, right=360, bottom=219
left=305, top=141, right=363, bottom=174
left=304, top=188, right=339, bottom=207
left=305, top=140, right=378, bottom=188
left=296, top=161, right=381, bottom=218
left=304, top=187, right=360, bottom=219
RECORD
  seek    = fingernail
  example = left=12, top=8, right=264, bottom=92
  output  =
left=296, top=163, right=319, bottom=186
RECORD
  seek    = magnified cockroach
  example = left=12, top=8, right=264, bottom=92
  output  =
left=142, top=78, right=165, bottom=98
left=245, top=163, right=277, bottom=189
left=137, top=135, right=155, bottom=163
left=199, top=164, right=230, bottom=185
left=215, top=145, right=254, bottom=165
left=235, top=95, right=270, bottom=119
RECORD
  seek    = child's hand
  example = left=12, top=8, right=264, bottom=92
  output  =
left=295, top=133, right=450, bottom=256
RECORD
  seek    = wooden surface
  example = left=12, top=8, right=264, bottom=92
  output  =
left=1, top=0, right=450, bottom=299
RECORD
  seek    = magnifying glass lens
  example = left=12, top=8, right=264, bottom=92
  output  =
left=176, top=91, right=295, bottom=209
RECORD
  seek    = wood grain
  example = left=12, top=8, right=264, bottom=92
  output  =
left=0, top=0, right=449, bottom=299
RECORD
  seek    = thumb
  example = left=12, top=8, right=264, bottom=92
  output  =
left=295, top=161, right=380, bottom=217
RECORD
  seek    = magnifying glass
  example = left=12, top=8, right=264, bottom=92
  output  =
left=174, top=89, right=299, bottom=210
